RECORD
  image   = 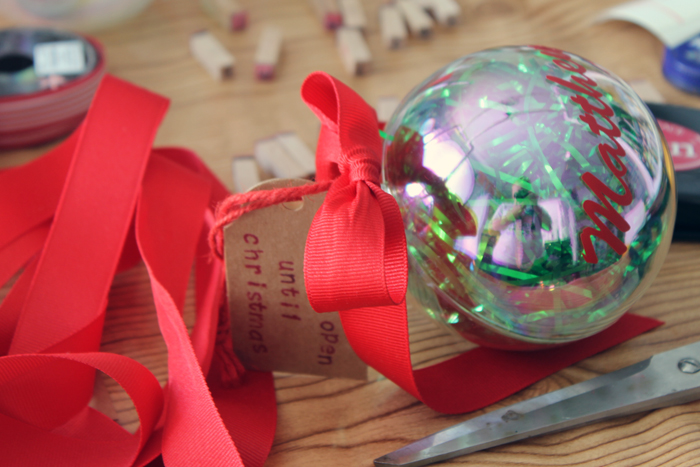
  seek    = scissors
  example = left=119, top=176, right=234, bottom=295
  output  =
left=374, top=340, right=700, bottom=467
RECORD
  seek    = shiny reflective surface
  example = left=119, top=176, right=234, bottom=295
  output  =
left=382, top=46, right=676, bottom=347
left=374, top=340, right=700, bottom=467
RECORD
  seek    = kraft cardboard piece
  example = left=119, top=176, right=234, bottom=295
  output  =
left=224, top=179, right=372, bottom=380
left=232, top=156, right=261, bottom=193
left=255, top=26, right=283, bottom=80
left=379, top=4, right=408, bottom=49
left=189, top=30, right=235, bottom=81
left=337, top=27, right=372, bottom=76
left=201, top=0, right=248, bottom=31
left=397, top=0, right=434, bottom=38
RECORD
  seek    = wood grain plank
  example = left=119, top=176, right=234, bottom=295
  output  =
left=3, top=1, right=700, bottom=465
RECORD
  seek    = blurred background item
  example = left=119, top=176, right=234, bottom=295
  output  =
left=0, top=0, right=154, bottom=32
left=596, top=0, right=700, bottom=48
left=597, top=0, right=700, bottom=93
left=0, top=27, right=105, bottom=149
left=663, top=33, right=700, bottom=95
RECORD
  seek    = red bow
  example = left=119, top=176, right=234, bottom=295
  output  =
left=301, top=72, right=407, bottom=312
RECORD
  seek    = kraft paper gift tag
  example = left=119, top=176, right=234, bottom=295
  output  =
left=224, top=179, right=373, bottom=380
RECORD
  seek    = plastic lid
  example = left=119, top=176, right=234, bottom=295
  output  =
left=657, top=119, right=700, bottom=171
left=663, top=34, right=700, bottom=94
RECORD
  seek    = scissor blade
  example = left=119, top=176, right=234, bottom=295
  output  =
left=375, top=340, right=700, bottom=467
left=373, top=359, right=650, bottom=467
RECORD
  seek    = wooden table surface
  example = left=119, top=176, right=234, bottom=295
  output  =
left=3, top=1, right=700, bottom=466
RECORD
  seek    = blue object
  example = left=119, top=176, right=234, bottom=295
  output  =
left=663, top=34, right=700, bottom=94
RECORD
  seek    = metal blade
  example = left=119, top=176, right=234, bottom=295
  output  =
left=375, top=340, right=700, bottom=467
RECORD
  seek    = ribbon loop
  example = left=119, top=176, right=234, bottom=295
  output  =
left=301, top=72, right=408, bottom=313
left=301, top=72, right=384, bottom=184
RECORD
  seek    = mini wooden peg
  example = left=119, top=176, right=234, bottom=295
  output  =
left=232, top=156, right=261, bottom=193
left=379, top=4, right=407, bottom=49
left=200, top=0, right=248, bottom=31
left=397, top=0, right=433, bottom=38
left=410, top=0, right=433, bottom=11
left=255, top=137, right=308, bottom=179
left=429, top=0, right=461, bottom=26
left=189, top=30, right=235, bottom=81
left=336, top=27, right=372, bottom=76
left=275, top=133, right=316, bottom=175
left=338, top=0, right=367, bottom=31
left=311, top=0, right=343, bottom=30
left=255, top=26, right=283, bottom=80
left=376, top=96, right=400, bottom=125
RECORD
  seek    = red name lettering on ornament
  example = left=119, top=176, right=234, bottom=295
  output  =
left=534, top=45, right=632, bottom=264
left=243, top=233, right=268, bottom=354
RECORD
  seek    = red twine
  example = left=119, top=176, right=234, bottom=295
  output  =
left=209, top=181, right=332, bottom=260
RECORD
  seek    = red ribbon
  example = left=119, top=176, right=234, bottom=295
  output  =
left=0, top=71, right=665, bottom=466
left=302, top=72, right=407, bottom=311
left=300, top=71, right=663, bottom=414
left=0, top=76, right=276, bottom=466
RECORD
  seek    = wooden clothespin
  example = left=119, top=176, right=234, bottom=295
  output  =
left=415, top=0, right=460, bottom=26
left=255, top=26, right=283, bottom=80
left=189, top=30, right=235, bottom=80
left=275, top=133, right=316, bottom=175
left=255, top=137, right=310, bottom=179
left=232, top=156, right=262, bottom=193
left=311, top=0, right=343, bottom=31
left=338, top=0, right=367, bottom=31
left=336, top=27, right=372, bottom=76
left=200, top=0, right=248, bottom=31
left=397, top=0, right=433, bottom=38
left=433, top=0, right=461, bottom=26
left=379, top=4, right=407, bottom=49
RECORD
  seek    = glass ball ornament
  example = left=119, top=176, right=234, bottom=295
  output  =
left=382, top=45, right=676, bottom=350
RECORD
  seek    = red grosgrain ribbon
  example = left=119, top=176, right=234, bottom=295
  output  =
left=300, top=71, right=663, bottom=414
left=0, top=76, right=276, bottom=466
left=303, top=74, right=407, bottom=311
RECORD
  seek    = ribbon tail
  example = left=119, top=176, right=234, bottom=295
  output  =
left=339, top=301, right=663, bottom=414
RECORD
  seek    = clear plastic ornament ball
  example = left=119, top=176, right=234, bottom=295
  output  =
left=382, top=46, right=676, bottom=350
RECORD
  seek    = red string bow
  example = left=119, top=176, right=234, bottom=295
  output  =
left=301, top=72, right=408, bottom=312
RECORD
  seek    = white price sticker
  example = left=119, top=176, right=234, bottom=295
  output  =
left=33, top=40, right=86, bottom=77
